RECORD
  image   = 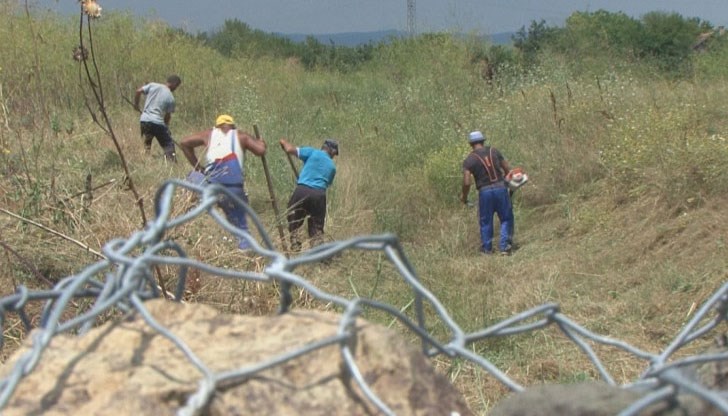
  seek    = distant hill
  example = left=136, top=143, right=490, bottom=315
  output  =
left=489, top=32, right=515, bottom=46
left=276, top=30, right=514, bottom=47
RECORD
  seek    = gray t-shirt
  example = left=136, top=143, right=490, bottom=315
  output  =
left=139, top=82, right=175, bottom=125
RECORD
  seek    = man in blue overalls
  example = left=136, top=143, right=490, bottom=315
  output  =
left=179, top=115, right=267, bottom=250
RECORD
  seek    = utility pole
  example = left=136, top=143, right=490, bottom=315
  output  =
left=407, top=0, right=415, bottom=37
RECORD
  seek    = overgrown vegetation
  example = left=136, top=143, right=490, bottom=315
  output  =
left=511, top=11, right=712, bottom=75
left=1, top=3, right=728, bottom=414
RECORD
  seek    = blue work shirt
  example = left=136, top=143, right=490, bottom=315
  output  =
left=296, top=147, right=336, bottom=190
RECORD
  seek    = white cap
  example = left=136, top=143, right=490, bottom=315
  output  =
left=468, top=131, right=485, bottom=143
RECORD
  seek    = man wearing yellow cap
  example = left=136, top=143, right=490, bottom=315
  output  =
left=179, top=115, right=267, bottom=250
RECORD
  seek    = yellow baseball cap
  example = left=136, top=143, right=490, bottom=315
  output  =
left=215, top=114, right=235, bottom=127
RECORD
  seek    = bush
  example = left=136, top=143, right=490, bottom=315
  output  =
left=424, top=146, right=466, bottom=204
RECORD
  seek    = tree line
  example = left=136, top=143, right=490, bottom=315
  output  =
left=509, top=10, right=720, bottom=74
left=181, top=19, right=375, bottom=73
left=189, top=11, right=726, bottom=78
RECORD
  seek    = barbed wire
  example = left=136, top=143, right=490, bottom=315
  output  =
left=0, top=180, right=727, bottom=415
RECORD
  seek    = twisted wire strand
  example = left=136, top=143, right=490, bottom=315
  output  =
left=0, top=180, right=726, bottom=415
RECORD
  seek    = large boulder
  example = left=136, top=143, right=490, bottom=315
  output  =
left=489, top=382, right=680, bottom=416
left=490, top=335, right=728, bottom=416
left=1, top=299, right=472, bottom=415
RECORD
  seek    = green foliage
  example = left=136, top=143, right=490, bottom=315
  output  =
left=200, top=18, right=299, bottom=59
left=512, top=10, right=711, bottom=76
left=296, top=37, right=375, bottom=72
left=467, top=37, right=519, bottom=80
left=637, top=12, right=706, bottom=74
left=693, top=35, right=728, bottom=79
left=559, top=371, right=593, bottom=384
left=423, top=146, right=465, bottom=203
left=512, top=19, right=560, bottom=65
left=556, top=10, right=643, bottom=60
left=0, top=4, right=79, bottom=126
left=199, top=19, right=376, bottom=73
left=597, top=81, right=728, bottom=203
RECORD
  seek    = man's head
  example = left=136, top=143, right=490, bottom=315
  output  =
left=215, top=114, right=235, bottom=131
left=167, top=74, right=182, bottom=91
left=468, top=130, right=485, bottom=146
left=322, top=139, right=339, bottom=157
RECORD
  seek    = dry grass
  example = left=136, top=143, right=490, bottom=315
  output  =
left=395, top=180, right=727, bottom=414
left=2, top=10, right=728, bottom=414
left=2, top=114, right=727, bottom=414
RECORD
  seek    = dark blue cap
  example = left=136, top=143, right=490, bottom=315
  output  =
left=323, top=139, right=339, bottom=155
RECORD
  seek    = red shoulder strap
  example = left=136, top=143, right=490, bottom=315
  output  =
left=472, top=148, right=498, bottom=182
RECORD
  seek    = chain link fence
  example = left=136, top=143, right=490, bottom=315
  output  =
left=1, top=180, right=727, bottom=415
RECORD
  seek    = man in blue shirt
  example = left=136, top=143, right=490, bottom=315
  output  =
left=279, top=138, right=338, bottom=251
left=134, top=75, right=181, bottom=161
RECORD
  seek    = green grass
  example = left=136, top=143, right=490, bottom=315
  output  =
left=1, top=6, right=728, bottom=414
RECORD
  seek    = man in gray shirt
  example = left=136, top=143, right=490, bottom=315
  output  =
left=134, top=75, right=181, bottom=161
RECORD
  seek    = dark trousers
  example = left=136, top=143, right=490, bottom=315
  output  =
left=140, top=121, right=176, bottom=161
left=286, top=185, right=327, bottom=251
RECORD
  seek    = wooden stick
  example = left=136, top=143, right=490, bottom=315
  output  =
left=252, top=125, right=288, bottom=252
left=281, top=142, right=300, bottom=180
left=0, top=208, right=104, bottom=258
left=63, top=178, right=116, bottom=202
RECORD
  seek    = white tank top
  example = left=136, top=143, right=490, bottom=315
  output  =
left=205, top=128, right=244, bottom=171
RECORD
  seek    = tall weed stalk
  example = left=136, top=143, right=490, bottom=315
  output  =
left=75, top=3, right=147, bottom=225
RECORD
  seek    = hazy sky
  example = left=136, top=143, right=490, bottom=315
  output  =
left=38, top=0, right=728, bottom=35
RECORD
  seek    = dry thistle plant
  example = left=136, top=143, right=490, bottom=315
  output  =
left=72, top=0, right=177, bottom=293
left=79, top=0, right=102, bottom=19
left=74, top=0, right=147, bottom=226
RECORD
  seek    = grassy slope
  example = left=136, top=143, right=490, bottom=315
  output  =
left=1, top=9, right=728, bottom=415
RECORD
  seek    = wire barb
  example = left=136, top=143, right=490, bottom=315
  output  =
left=0, top=180, right=726, bottom=414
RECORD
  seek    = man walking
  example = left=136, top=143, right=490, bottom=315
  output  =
left=460, top=130, right=515, bottom=255
left=279, top=138, right=338, bottom=251
left=134, top=75, right=182, bottom=161
left=179, top=114, right=267, bottom=251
